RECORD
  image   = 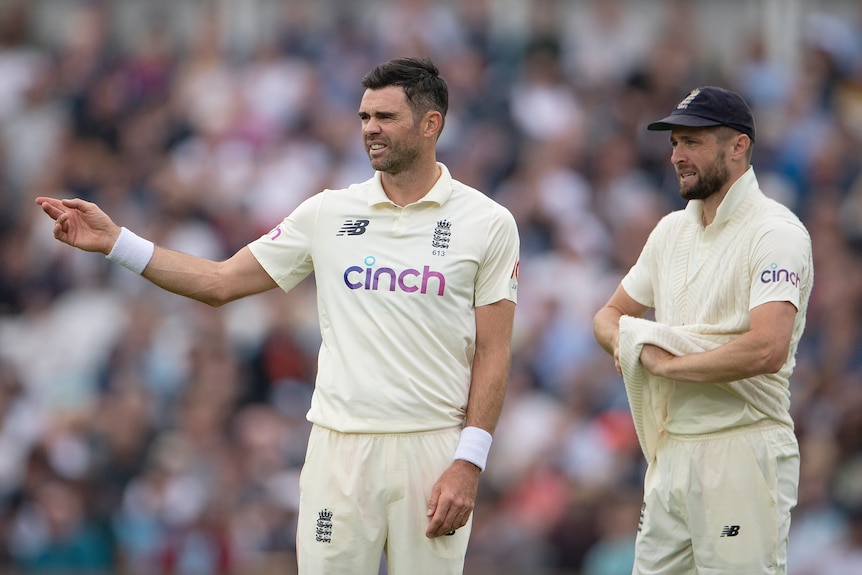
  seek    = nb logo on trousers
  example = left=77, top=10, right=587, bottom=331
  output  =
left=720, top=525, right=741, bottom=537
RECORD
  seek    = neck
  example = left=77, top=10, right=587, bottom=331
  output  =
left=701, top=165, right=748, bottom=227
left=701, top=193, right=725, bottom=227
left=382, top=161, right=441, bottom=207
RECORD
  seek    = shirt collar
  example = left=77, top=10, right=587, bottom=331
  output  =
left=368, top=162, right=454, bottom=207
left=684, top=166, right=758, bottom=227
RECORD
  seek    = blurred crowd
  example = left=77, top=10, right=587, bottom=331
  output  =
left=0, top=0, right=861, bottom=573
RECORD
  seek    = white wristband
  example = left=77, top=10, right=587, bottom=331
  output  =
left=453, top=426, right=493, bottom=471
left=106, top=227, right=154, bottom=275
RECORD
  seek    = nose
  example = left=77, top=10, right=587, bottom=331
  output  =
left=670, top=145, right=685, bottom=165
left=363, top=118, right=380, bottom=136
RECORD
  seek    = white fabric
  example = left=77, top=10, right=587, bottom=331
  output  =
left=453, top=426, right=492, bottom=471
left=635, top=423, right=799, bottom=574
left=105, top=227, right=154, bottom=275
left=297, top=425, right=469, bottom=575
left=618, top=315, right=795, bottom=463
left=622, top=168, right=810, bottom=326
left=248, top=163, right=520, bottom=433
left=620, top=167, right=812, bottom=438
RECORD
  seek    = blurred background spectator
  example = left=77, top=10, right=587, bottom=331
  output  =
left=0, top=0, right=860, bottom=573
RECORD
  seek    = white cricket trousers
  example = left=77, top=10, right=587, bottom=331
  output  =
left=633, top=421, right=799, bottom=575
left=296, top=424, right=471, bottom=575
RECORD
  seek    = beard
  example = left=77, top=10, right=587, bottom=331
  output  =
left=679, top=150, right=730, bottom=201
left=367, top=136, right=422, bottom=175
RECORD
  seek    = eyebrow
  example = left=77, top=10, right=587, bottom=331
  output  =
left=358, top=109, right=398, bottom=119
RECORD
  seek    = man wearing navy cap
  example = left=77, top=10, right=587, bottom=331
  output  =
left=594, top=87, right=813, bottom=574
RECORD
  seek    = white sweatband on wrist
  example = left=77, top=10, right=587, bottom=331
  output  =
left=453, top=426, right=493, bottom=471
left=106, top=227, right=154, bottom=275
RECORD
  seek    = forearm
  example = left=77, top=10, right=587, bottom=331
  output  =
left=593, top=305, right=623, bottom=356
left=108, top=228, right=277, bottom=306
left=466, top=300, right=515, bottom=433
left=643, top=301, right=796, bottom=383
left=452, top=339, right=509, bottom=473
left=647, top=334, right=786, bottom=384
left=450, top=300, right=514, bottom=473
left=465, top=342, right=510, bottom=434
left=593, top=284, right=650, bottom=357
left=142, top=246, right=235, bottom=306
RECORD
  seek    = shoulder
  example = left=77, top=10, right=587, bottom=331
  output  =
left=750, top=194, right=810, bottom=242
left=649, top=209, right=689, bottom=237
left=324, top=175, right=376, bottom=198
left=450, top=178, right=516, bottom=223
left=309, top=176, right=377, bottom=209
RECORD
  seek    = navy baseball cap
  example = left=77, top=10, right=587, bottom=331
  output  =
left=647, top=86, right=755, bottom=141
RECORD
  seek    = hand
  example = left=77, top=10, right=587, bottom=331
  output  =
left=639, top=343, right=675, bottom=376
left=35, top=197, right=121, bottom=254
left=611, top=331, right=622, bottom=375
left=425, top=459, right=480, bottom=538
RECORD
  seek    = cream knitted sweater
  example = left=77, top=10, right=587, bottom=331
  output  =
left=617, top=170, right=812, bottom=463
left=618, top=316, right=793, bottom=462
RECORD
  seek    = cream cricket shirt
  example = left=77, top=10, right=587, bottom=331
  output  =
left=621, top=167, right=813, bottom=434
left=248, top=163, right=520, bottom=433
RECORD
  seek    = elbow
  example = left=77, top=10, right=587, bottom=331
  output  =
left=592, top=310, right=605, bottom=337
left=202, top=292, right=239, bottom=308
left=196, top=285, right=237, bottom=308
left=198, top=265, right=251, bottom=307
left=189, top=294, right=226, bottom=308
left=593, top=307, right=624, bottom=356
left=763, top=355, right=786, bottom=374
left=759, top=345, right=790, bottom=374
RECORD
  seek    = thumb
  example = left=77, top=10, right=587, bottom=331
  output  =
left=61, top=198, right=91, bottom=211
left=427, top=484, right=440, bottom=517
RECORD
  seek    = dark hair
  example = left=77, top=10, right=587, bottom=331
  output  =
left=715, top=125, right=754, bottom=163
left=362, top=57, right=448, bottom=131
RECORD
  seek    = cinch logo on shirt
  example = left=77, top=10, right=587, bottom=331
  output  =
left=760, top=263, right=801, bottom=288
left=343, top=256, right=446, bottom=296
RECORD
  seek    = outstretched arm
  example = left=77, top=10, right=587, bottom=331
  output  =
left=36, top=197, right=277, bottom=306
left=425, top=298, right=515, bottom=538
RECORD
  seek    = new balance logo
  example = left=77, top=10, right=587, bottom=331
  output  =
left=337, top=219, right=370, bottom=236
left=720, top=525, right=740, bottom=537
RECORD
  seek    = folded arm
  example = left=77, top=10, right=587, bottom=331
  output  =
left=639, top=300, right=797, bottom=383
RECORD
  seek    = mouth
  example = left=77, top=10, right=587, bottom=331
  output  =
left=677, top=169, right=697, bottom=183
left=367, top=142, right=387, bottom=155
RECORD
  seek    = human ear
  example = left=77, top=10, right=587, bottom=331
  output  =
left=423, top=111, right=443, bottom=139
left=732, top=133, right=751, bottom=159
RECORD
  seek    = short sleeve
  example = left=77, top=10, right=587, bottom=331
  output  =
left=749, top=220, right=811, bottom=310
left=621, top=226, right=658, bottom=308
left=247, top=193, right=320, bottom=292
left=474, top=206, right=520, bottom=306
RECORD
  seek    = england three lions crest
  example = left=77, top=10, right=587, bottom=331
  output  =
left=432, top=219, right=451, bottom=249
left=316, top=508, right=333, bottom=543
